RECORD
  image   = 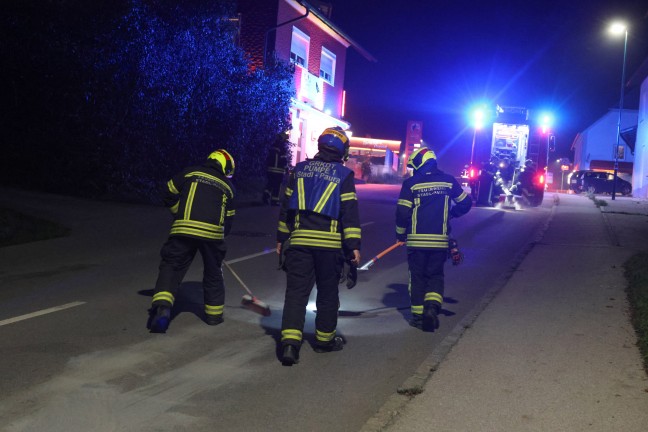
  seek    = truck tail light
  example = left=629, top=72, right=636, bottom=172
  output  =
left=536, top=174, right=545, bottom=185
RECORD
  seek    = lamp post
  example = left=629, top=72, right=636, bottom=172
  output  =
left=556, top=160, right=565, bottom=191
left=470, top=108, right=484, bottom=167
left=541, top=114, right=553, bottom=180
left=609, top=22, right=628, bottom=200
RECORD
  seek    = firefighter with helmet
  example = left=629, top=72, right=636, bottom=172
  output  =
left=149, top=149, right=236, bottom=333
left=264, top=135, right=289, bottom=206
left=396, top=147, right=471, bottom=331
left=514, top=158, right=538, bottom=203
left=276, top=126, right=361, bottom=365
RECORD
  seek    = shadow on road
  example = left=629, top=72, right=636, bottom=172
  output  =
left=138, top=282, right=209, bottom=330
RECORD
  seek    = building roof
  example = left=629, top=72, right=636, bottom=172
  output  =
left=294, top=0, right=377, bottom=62
left=627, top=55, right=648, bottom=89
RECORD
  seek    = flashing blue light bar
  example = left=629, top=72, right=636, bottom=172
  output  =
left=468, top=103, right=490, bottom=129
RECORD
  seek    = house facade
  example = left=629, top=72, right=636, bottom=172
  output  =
left=570, top=109, right=638, bottom=177
left=572, top=53, right=648, bottom=198
left=630, top=60, right=648, bottom=198
left=237, top=0, right=375, bottom=164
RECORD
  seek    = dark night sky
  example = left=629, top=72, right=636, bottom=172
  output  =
left=325, top=0, right=648, bottom=172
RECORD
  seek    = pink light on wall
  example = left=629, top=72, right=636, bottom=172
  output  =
left=341, top=90, right=346, bottom=118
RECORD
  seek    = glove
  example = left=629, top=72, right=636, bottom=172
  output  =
left=339, top=252, right=358, bottom=289
left=278, top=239, right=291, bottom=271
left=345, top=260, right=357, bottom=289
left=448, top=238, right=463, bottom=266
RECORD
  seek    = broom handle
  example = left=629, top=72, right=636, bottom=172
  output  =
left=223, top=260, right=254, bottom=297
left=359, top=242, right=403, bottom=270
left=372, top=242, right=402, bottom=261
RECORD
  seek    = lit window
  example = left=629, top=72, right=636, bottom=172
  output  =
left=290, top=27, right=309, bottom=68
left=319, top=47, right=336, bottom=85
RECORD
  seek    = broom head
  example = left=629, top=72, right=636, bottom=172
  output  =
left=241, top=294, right=271, bottom=316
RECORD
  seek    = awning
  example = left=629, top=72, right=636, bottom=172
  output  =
left=620, top=126, right=636, bottom=154
left=589, top=160, right=633, bottom=174
left=348, top=137, right=401, bottom=154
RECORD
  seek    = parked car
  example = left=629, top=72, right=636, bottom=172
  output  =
left=568, top=170, right=586, bottom=193
left=568, top=170, right=632, bottom=196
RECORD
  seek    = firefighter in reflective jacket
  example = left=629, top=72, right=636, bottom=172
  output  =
left=264, top=139, right=288, bottom=206
left=396, top=147, right=471, bottom=332
left=276, top=126, right=361, bottom=365
left=148, top=149, right=236, bottom=333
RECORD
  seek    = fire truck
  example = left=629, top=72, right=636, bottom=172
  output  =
left=464, top=105, right=554, bottom=208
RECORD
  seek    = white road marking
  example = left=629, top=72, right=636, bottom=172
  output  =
left=225, top=248, right=275, bottom=265
left=0, top=301, right=86, bottom=327
left=361, top=221, right=374, bottom=227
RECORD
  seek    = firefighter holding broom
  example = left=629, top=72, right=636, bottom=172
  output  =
left=396, top=147, right=471, bottom=332
left=276, top=126, right=361, bottom=366
left=148, top=149, right=236, bottom=333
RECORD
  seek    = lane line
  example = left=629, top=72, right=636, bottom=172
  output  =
left=361, top=221, right=375, bottom=227
left=0, top=301, right=86, bottom=327
left=225, top=249, right=275, bottom=265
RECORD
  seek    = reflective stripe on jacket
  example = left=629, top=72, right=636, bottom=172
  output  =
left=396, top=165, right=471, bottom=249
left=277, top=157, right=360, bottom=251
left=164, top=161, right=235, bottom=241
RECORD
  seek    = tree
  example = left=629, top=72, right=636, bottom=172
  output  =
left=1, top=0, right=294, bottom=202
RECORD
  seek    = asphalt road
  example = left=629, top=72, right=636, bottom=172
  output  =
left=0, top=185, right=551, bottom=431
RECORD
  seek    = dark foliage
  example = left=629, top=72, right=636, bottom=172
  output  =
left=1, top=0, right=294, bottom=203
left=624, top=252, right=648, bottom=374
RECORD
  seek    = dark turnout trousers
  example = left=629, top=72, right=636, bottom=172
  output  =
left=152, top=236, right=227, bottom=318
left=281, top=246, right=343, bottom=347
left=407, top=248, right=446, bottom=316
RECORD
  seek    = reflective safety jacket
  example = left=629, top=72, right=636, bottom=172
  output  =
left=277, top=156, right=361, bottom=251
left=163, top=160, right=236, bottom=241
left=396, top=164, right=471, bottom=249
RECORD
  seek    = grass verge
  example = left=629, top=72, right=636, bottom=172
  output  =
left=585, top=191, right=608, bottom=207
left=0, top=208, right=70, bottom=247
left=624, top=252, right=648, bottom=374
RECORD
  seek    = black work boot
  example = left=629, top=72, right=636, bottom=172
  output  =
left=422, top=301, right=440, bottom=332
left=281, top=344, right=300, bottom=366
left=314, top=336, right=345, bottom=353
left=206, top=314, right=224, bottom=326
left=150, top=305, right=171, bottom=333
left=409, top=314, right=423, bottom=329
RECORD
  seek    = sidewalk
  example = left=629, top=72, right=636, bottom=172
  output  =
left=363, top=193, right=648, bottom=432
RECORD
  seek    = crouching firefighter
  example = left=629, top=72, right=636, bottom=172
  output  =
left=395, top=147, right=471, bottom=332
left=148, top=149, right=236, bottom=333
left=276, top=127, right=361, bottom=365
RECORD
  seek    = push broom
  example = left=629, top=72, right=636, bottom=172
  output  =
left=357, top=242, right=404, bottom=271
left=223, top=260, right=271, bottom=316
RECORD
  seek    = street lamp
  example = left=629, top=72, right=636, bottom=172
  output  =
left=540, top=113, right=553, bottom=174
left=609, top=21, right=628, bottom=200
left=470, top=108, right=484, bottom=167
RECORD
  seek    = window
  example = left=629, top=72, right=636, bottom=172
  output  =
left=290, top=27, right=309, bottom=68
left=319, top=47, right=336, bottom=85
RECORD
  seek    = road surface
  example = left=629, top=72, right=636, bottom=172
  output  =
left=0, top=185, right=551, bottom=431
